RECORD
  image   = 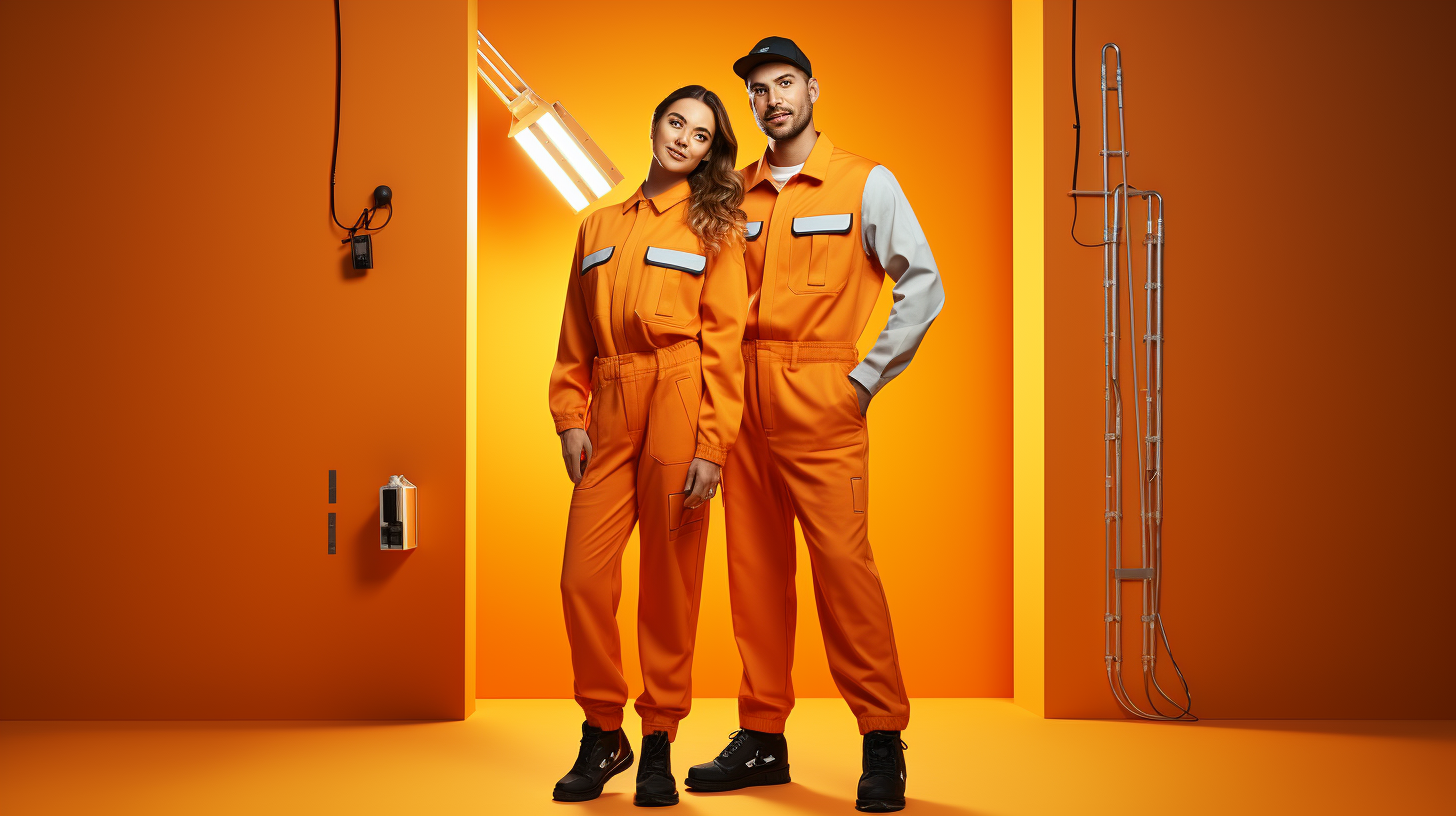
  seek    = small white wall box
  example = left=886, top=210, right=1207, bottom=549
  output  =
left=379, top=475, right=418, bottom=550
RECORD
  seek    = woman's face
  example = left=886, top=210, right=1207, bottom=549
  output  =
left=651, top=97, right=716, bottom=175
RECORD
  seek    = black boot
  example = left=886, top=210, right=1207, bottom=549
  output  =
left=552, top=721, right=634, bottom=802
left=855, top=730, right=907, bottom=812
left=633, top=730, right=678, bottom=807
left=684, top=728, right=791, bottom=792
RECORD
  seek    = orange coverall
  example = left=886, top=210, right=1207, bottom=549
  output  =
left=725, top=134, right=917, bottom=735
left=548, top=179, right=747, bottom=741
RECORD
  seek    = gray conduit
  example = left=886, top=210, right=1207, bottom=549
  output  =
left=1070, top=42, right=1196, bottom=722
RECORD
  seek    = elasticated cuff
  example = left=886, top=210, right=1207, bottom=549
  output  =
left=856, top=716, right=909, bottom=735
left=640, top=720, right=680, bottom=742
left=693, top=440, right=729, bottom=466
left=553, top=413, right=585, bottom=434
left=738, top=715, right=787, bottom=734
left=584, top=709, right=624, bottom=733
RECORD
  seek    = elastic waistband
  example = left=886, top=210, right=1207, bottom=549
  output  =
left=595, top=339, right=700, bottom=381
left=740, top=339, right=858, bottom=364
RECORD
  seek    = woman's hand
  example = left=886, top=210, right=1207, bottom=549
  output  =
left=681, top=457, right=722, bottom=509
left=559, top=428, right=593, bottom=484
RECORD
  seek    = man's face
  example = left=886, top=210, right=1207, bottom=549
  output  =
left=746, top=62, right=817, bottom=141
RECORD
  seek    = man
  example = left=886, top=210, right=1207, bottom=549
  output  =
left=685, top=36, right=945, bottom=814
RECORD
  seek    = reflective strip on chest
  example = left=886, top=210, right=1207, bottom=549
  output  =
left=745, top=221, right=763, bottom=241
left=580, top=246, right=615, bottom=275
left=791, top=213, right=853, bottom=236
left=644, top=246, right=707, bottom=275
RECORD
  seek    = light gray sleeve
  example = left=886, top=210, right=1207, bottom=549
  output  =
left=849, top=165, right=946, bottom=397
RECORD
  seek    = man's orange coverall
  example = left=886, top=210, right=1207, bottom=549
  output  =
left=548, top=179, right=747, bottom=741
left=725, top=134, right=945, bottom=735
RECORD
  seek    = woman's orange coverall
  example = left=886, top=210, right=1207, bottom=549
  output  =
left=548, top=179, right=747, bottom=741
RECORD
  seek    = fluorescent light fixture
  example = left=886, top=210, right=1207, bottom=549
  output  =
left=477, top=33, right=623, bottom=211
left=537, top=114, right=611, bottom=198
left=514, top=128, right=589, bottom=211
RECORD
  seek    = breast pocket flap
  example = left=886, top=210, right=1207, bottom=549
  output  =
left=580, top=246, right=615, bottom=275
left=791, top=213, right=853, bottom=236
left=644, top=246, right=707, bottom=276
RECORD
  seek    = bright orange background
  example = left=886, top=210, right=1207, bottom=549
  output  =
left=0, top=0, right=476, bottom=718
left=1040, top=0, right=1456, bottom=717
left=6, top=0, right=1452, bottom=726
left=476, top=1, right=1013, bottom=699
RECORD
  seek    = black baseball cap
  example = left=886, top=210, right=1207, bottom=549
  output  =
left=733, top=36, right=812, bottom=83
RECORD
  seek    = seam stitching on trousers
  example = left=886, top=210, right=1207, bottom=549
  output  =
left=778, top=471, right=797, bottom=703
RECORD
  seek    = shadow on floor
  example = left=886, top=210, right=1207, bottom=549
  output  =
left=1170, top=718, right=1456, bottom=740
left=1064, top=715, right=1456, bottom=740
left=686, top=785, right=983, bottom=816
left=528, top=785, right=983, bottom=816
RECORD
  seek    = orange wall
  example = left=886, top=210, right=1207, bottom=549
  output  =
left=477, top=1, right=1012, bottom=698
left=0, top=0, right=476, bottom=719
left=1041, top=0, right=1456, bottom=717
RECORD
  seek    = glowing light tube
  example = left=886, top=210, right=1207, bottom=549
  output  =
left=514, top=128, right=588, bottom=211
left=537, top=114, right=612, bottom=198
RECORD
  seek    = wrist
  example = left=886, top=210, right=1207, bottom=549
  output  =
left=693, top=441, right=728, bottom=465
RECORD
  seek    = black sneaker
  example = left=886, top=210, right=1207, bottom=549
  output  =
left=855, top=730, right=907, bottom=812
left=633, top=730, right=678, bottom=807
left=684, top=728, right=790, bottom=792
left=552, top=721, right=634, bottom=802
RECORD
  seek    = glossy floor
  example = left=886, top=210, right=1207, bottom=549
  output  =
left=1, top=699, right=1451, bottom=815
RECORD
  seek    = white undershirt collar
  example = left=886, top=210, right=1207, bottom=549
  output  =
left=768, top=162, right=805, bottom=184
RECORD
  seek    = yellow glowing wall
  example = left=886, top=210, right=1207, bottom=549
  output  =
left=1011, top=0, right=1046, bottom=716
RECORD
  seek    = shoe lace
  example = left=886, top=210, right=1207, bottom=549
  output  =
left=570, top=730, right=598, bottom=774
left=641, top=734, right=671, bottom=775
left=864, top=732, right=908, bottom=775
left=719, top=729, right=750, bottom=759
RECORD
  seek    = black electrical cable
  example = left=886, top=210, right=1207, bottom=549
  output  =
left=363, top=199, right=392, bottom=231
left=1155, top=616, right=1197, bottom=717
left=330, top=0, right=350, bottom=231
left=330, top=0, right=392, bottom=244
left=1070, top=0, right=1102, bottom=249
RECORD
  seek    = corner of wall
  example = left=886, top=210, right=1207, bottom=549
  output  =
left=463, top=0, right=480, bottom=719
left=1011, top=0, right=1046, bottom=718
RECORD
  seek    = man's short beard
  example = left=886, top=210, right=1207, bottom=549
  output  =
left=760, top=102, right=813, bottom=141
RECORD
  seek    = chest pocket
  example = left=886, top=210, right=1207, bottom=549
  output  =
left=580, top=245, right=617, bottom=318
left=639, top=246, right=706, bottom=325
left=788, top=213, right=854, bottom=295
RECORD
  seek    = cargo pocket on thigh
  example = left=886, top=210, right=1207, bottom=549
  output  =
left=667, top=491, right=706, bottom=540
left=649, top=375, right=699, bottom=465
left=851, top=477, right=866, bottom=514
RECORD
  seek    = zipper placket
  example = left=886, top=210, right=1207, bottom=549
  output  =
left=611, top=202, right=651, bottom=353
left=759, top=180, right=794, bottom=341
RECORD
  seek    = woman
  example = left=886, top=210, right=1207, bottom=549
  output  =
left=546, top=85, right=747, bottom=807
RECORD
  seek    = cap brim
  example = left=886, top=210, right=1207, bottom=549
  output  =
left=733, top=53, right=810, bottom=81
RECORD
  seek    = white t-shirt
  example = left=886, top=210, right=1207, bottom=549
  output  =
left=768, top=162, right=805, bottom=188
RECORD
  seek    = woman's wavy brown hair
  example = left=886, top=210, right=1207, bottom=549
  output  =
left=652, top=85, right=745, bottom=254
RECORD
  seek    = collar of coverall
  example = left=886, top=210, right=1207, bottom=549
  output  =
left=620, top=177, right=693, bottom=214
left=743, top=131, right=833, bottom=192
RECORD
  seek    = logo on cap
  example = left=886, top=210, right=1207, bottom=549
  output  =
left=759, top=47, right=770, bottom=53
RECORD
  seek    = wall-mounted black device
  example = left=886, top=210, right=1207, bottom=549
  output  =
left=351, top=234, right=373, bottom=269
left=329, top=0, right=393, bottom=269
